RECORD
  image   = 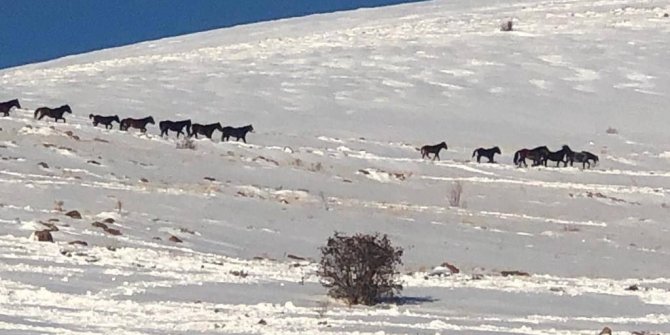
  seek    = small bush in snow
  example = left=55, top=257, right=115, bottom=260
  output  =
left=448, top=181, right=463, bottom=207
left=318, top=232, right=403, bottom=305
left=606, top=127, right=619, bottom=135
left=500, top=20, right=513, bottom=31
left=176, top=138, right=197, bottom=150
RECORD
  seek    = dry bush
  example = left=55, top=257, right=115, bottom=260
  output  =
left=448, top=181, right=463, bottom=207
left=606, top=127, right=619, bottom=134
left=318, top=232, right=403, bottom=305
left=500, top=20, right=513, bottom=31
left=176, top=138, right=196, bottom=150
left=53, top=200, right=64, bottom=212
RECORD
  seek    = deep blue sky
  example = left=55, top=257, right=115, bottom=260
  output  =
left=0, top=0, right=421, bottom=69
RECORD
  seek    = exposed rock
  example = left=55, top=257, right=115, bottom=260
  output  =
left=31, top=230, right=53, bottom=242
left=87, top=160, right=101, bottom=165
left=501, top=270, right=530, bottom=277
left=69, top=240, right=88, bottom=246
left=258, top=319, right=267, bottom=325
left=140, top=178, right=149, bottom=183
left=169, top=235, right=183, bottom=243
left=204, top=177, right=216, bottom=181
left=287, top=254, right=307, bottom=261
left=65, top=210, right=82, bottom=219
left=92, top=222, right=108, bottom=229
left=626, top=284, right=640, bottom=291
left=38, top=162, right=49, bottom=169
left=39, top=221, right=59, bottom=232
left=104, top=228, right=122, bottom=236
left=441, top=262, right=460, bottom=274
left=599, top=327, right=612, bottom=335
left=102, top=218, right=115, bottom=224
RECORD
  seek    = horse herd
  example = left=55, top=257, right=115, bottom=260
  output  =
left=423, top=143, right=600, bottom=169
left=3, top=98, right=599, bottom=168
left=1, top=99, right=254, bottom=143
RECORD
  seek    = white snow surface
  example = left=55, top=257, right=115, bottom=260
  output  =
left=1, top=0, right=670, bottom=333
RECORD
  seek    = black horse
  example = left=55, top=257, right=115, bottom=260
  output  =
left=120, top=116, right=155, bottom=132
left=221, top=124, right=254, bottom=143
left=34, top=105, right=72, bottom=122
left=191, top=122, right=223, bottom=139
left=544, top=145, right=573, bottom=167
left=159, top=119, right=192, bottom=138
left=513, top=146, right=550, bottom=167
left=567, top=151, right=599, bottom=168
left=89, top=114, right=120, bottom=129
left=472, top=146, right=501, bottom=163
left=0, top=99, right=21, bottom=116
left=420, top=142, right=448, bottom=161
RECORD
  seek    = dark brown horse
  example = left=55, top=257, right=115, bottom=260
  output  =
left=191, top=122, right=223, bottom=139
left=34, top=105, right=72, bottom=122
left=567, top=151, right=599, bottom=168
left=544, top=145, right=573, bottom=167
left=472, top=146, right=501, bottom=163
left=420, top=142, right=448, bottom=161
left=0, top=99, right=21, bottom=116
left=120, top=116, right=155, bottom=132
left=513, top=146, right=550, bottom=167
left=159, top=119, right=191, bottom=138
left=89, top=114, right=120, bottom=129
left=221, top=124, right=253, bottom=143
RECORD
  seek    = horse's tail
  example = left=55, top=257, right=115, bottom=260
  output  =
left=33, top=109, right=40, bottom=119
left=513, top=150, right=520, bottom=164
left=472, top=148, right=479, bottom=158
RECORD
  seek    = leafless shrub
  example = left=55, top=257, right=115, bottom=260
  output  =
left=606, top=127, right=619, bottom=134
left=54, top=200, right=64, bottom=212
left=116, top=200, right=123, bottom=214
left=318, top=232, right=403, bottom=305
left=448, top=181, right=463, bottom=207
left=176, top=138, right=196, bottom=150
left=500, top=20, right=513, bottom=31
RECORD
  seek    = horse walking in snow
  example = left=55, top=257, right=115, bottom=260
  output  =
left=120, top=116, right=155, bottom=132
left=0, top=99, right=21, bottom=116
left=159, top=119, right=192, bottom=138
left=89, top=114, right=120, bottom=129
left=513, top=146, right=549, bottom=167
left=567, top=151, right=599, bottom=168
left=472, top=146, right=501, bottom=163
left=543, top=145, right=573, bottom=167
left=34, top=105, right=72, bottom=122
left=190, top=122, right=223, bottom=139
left=221, top=124, right=254, bottom=143
left=420, top=142, right=448, bottom=161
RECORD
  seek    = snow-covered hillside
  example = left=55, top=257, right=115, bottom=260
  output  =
left=1, top=0, right=670, bottom=333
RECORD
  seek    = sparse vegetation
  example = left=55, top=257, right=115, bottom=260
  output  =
left=318, top=232, right=403, bottom=305
left=448, top=181, right=463, bottom=207
left=500, top=20, right=513, bottom=31
left=176, top=138, right=196, bottom=150
left=606, top=127, right=619, bottom=134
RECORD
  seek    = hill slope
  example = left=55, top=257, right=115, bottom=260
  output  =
left=1, top=0, right=670, bottom=333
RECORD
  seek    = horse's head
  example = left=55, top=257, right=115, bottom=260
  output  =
left=494, top=146, right=501, bottom=154
left=12, top=99, right=21, bottom=109
left=62, top=105, right=72, bottom=113
left=114, top=115, right=120, bottom=122
left=247, top=124, right=254, bottom=132
left=215, top=122, right=223, bottom=130
left=89, top=114, right=94, bottom=119
left=562, top=145, right=572, bottom=152
left=148, top=116, right=155, bottom=124
left=441, top=141, right=448, bottom=149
